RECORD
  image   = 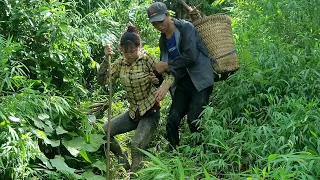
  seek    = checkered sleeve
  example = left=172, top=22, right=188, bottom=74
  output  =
left=144, top=51, right=157, bottom=71
left=161, top=70, right=174, bottom=88
left=145, top=51, right=174, bottom=88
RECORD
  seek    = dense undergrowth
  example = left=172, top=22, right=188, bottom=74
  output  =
left=0, top=0, right=319, bottom=179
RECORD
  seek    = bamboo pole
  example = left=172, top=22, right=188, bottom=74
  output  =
left=178, top=0, right=192, bottom=12
left=106, top=55, right=112, bottom=180
left=178, top=0, right=202, bottom=22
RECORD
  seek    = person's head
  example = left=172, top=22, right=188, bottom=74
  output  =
left=147, top=2, right=172, bottom=34
left=119, top=25, right=141, bottom=64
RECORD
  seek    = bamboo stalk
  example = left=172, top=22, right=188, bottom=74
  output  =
left=106, top=55, right=112, bottom=180
left=178, top=0, right=202, bottom=22
left=178, top=0, right=192, bottom=12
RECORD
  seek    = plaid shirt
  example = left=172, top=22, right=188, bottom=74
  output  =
left=98, top=50, right=174, bottom=119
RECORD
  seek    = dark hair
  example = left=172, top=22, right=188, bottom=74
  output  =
left=119, top=25, right=141, bottom=52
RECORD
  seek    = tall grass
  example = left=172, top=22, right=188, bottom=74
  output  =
left=136, top=0, right=320, bottom=179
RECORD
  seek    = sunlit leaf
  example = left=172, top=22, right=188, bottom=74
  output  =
left=310, top=131, right=318, bottom=138
left=88, top=115, right=96, bottom=123
left=38, top=113, right=50, bottom=120
left=79, top=150, right=92, bottom=163
left=8, top=115, right=20, bottom=122
left=34, top=129, right=60, bottom=147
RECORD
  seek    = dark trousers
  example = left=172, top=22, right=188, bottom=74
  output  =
left=103, top=109, right=160, bottom=171
left=166, top=74, right=213, bottom=148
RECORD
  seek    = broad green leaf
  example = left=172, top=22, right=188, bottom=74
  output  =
left=47, top=139, right=60, bottom=147
left=34, top=129, right=60, bottom=147
left=33, top=119, right=46, bottom=129
left=81, top=171, right=97, bottom=178
left=50, top=155, right=76, bottom=174
left=44, top=120, right=54, bottom=128
left=87, top=175, right=106, bottom=180
left=81, top=171, right=105, bottom=180
left=92, top=161, right=106, bottom=172
left=44, top=120, right=54, bottom=134
left=63, top=134, right=106, bottom=154
left=62, top=138, right=80, bottom=157
left=44, top=126, right=54, bottom=134
left=83, top=134, right=106, bottom=152
left=56, top=126, right=68, bottom=135
left=36, top=154, right=53, bottom=169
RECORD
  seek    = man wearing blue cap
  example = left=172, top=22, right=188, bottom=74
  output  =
left=147, top=2, right=214, bottom=149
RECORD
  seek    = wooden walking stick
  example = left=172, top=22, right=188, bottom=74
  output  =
left=106, top=54, right=112, bottom=180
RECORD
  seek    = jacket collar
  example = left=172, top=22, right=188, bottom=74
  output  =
left=160, top=18, right=182, bottom=38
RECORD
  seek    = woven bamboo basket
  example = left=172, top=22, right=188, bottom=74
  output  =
left=179, top=0, right=239, bottom=74
left=193, top=14, right=239, bottom=73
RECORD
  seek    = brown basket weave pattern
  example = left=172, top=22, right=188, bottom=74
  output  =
left=193, top=13, right=239, bottom=73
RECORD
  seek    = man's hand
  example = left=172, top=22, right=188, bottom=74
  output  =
left=154, top=61, right=169, bottom=73
left=149, top=72, right=159, bottom=84
left=154, top=82, right=170, bottom=102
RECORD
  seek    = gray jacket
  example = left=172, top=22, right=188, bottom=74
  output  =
left=159, top=19, right=214, bottom=92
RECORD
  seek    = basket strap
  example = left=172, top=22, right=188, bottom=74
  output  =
left=214, top=49, right=237, bottom=61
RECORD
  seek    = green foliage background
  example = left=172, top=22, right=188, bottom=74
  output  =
left=0, top=0, right=319, bottom=179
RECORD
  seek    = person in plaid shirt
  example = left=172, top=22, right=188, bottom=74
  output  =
left=97, top=25, right=174, bottom=172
